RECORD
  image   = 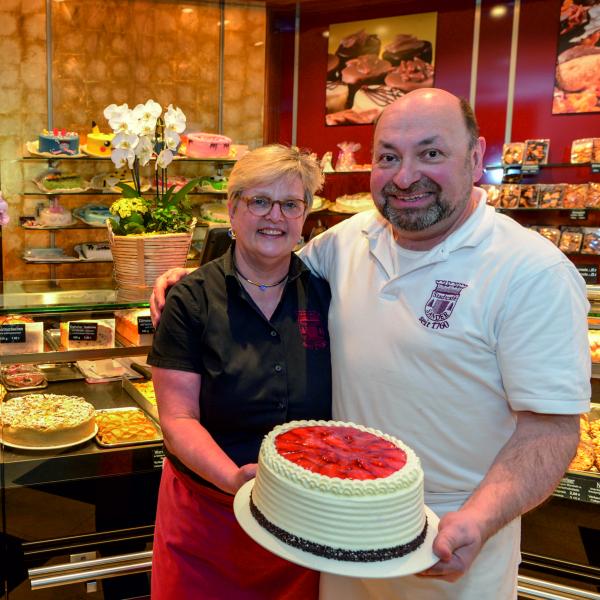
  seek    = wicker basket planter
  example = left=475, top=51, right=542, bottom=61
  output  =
left=107, top=218, right=196, bottom=296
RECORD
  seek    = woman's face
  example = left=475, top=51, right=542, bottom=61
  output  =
left=229, top=176, right=308, bottom=265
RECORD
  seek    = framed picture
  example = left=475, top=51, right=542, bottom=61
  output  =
left=326, top=12, right=437, bottom=126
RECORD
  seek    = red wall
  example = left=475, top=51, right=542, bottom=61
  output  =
left=268, top=0, right=600, bottom=179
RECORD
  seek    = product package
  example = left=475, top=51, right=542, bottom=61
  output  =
left=563, top=184, right=589, bottom=209
left=523, top=139, right=550, bottom=166
left=499, top=184, right=520, bottom=208
left=594, top=139, right=600, bottom=164
left=570, top=138, right=594, bottom=164
left=519, top=184, right=539, bottom=207
left=581, top=228, right=600, bottom=255
left=481, top=184, right=501, bottom=207
left=587, top=183, right=600, bottom=208
left=501, top=142, right=525, bottom=166
left=537, top=226, right=561, bottom=246
left=538, top=184, right=565, bottom=208
left=558, top=228, right=584, bottom=253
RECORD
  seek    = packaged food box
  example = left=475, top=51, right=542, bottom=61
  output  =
left=59, top=318, right=115, bottom=350
left=570, top=138, right=594, bottom=164
left=523, top=139, right=550, bottom=165
left=481, top=185, right=501, bottom=207
left=0, top=316, right=44, bottom=355
left=587, top=183, right=600, bottom=208
left=594, top=139, right=600, bottom=164
left=581, top=228, right=600, bottom=255
left=501, top=142, right=525, bottom=166
left=0, top=364, right=47, bottom=391
left=558, top=228, right=583, bottom=253
left=563, top=184, right=588, bottom=209
left=567, top=404, right=599, bottom=473
left=499, top=184, right=520, bottom=208
left=115, top=309, right=154, bottom=346
left=95, top=407, right=161, bottom=447
left=538, top=184, right=565, bottom=208
left=537, top=227, right=561, bottom=246
left=519, top=184, right=538, bottom=208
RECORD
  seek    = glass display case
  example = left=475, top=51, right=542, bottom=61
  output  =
left=0, top=279, right=161, bottom=600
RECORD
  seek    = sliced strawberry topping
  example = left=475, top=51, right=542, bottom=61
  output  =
left=275, top=426, right=406, bottom=480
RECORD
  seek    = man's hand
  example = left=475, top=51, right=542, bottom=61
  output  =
left=226, top=463, right=258, bottom=495
left=150, top=267, right=195, bottom=327
left=417, top=510, right=484, bottom=582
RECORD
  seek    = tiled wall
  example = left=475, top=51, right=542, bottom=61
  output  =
left=0, top=0, right=265, bottom=280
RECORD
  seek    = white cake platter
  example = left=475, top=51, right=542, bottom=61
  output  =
left=0, top=425, right=98, bottom=451
left=234, top=478, right=440, bottom=579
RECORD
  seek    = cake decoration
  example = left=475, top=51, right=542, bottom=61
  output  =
left=83, top=122, right=115, bottom=157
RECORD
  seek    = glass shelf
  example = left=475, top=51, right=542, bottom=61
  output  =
left=22, top=153, right=236, bottom=165
left=22, top=188, right=227, bottom=197
left=485, top=162, right=598, bottom=171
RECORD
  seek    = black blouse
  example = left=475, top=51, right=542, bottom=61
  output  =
left=147, top=246, right=332, bottom=483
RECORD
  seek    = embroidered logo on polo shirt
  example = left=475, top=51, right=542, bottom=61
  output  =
left=297, top=310, right=328, bottom=349
left=419, top=280, right=468, bottom=330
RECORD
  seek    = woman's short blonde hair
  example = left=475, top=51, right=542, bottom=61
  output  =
left=228, top=144, right=323, bottom=210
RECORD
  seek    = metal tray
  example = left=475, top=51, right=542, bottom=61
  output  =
left=36, top=362, right=84, bottom=382
left=122, top=377, right=158, bottom=421
left=95, top=407, right=162, bottom=448
left=1, top=376, right=47, bottom=392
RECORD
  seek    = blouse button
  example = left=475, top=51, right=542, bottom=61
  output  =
left=270, top=330, right=277, bottom=337
left=274, top=364, right=282, bottom=372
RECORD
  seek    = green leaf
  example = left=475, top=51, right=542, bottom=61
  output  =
left=124, top=221, right=145, bottom=234
left=128, top=212, right=145, bottom=225
left=116, top=182, right=140, bottom=198
left=172, top=177, right=201, bottom=205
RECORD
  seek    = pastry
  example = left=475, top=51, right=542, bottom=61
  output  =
left=183, top=133, right=232, bottom=158
left=335, top=29, right=381, bottom=64
left=382, top=35, right=432, bottom=65
left=326, top=82, right=349, bottom=113
left=115, top=309, right=154, bottom=345
left=39, top=202, right=73, bottom=226
left=325, top=108, right=380, bottom=126
left=352, top=85, right=404, bottom=116
left=250, top=420, right=427, bottom=561
left=38, top=128, right=79, bottom=155
left=341, top=54, right=392, bottom=86
left=384, top=58, right=434, bottom=92
left=556, top=46, right=600, bottom=93
left=59, top=319, right=115, bottom=350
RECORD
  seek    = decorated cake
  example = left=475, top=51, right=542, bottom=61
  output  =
left=39, top=201, right=73, bottom=226
left=200, top=201, right=230, bottom=224
left=84, top=123, right=114, bottom=157
left=38, top=128, right=79, bottom=155
left=183, top=133, right=232, bottom=158
left=74, top=204, right=113, bottom=226
left=37, top=172, right=85, bottom=192
left=250, top=420, right=427, bottom=561
left=80, top=242, right=112, bottom=261
left=0, top=394, right=95, bottom=447
left=335, top=192, right=374, bottom=212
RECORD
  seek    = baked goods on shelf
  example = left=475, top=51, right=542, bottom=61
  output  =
left=59, top=319, right=115, bottom=350
left=0, top=315, right=44, bottom=355
left=334, top=192, right=374, bottom=213
left=250, top=420, right=427, bottom=561
left=35, top=172, right=86, bottom=192
left=200, top=201, right=230, bottom=224
left=385, top=58, right=434, bottom=92
left=38, top=128, right=80, bottom=155
left=95, top=408, right=160, bottom=446
left=182, top=133, right=232, bottom=158
left=83, top=123, right=114, bottom=157
left=0, top=393, right=95, bottom=447
left=73, top=204, right=113, bottom=227
left=115, top=309, right=154, bottom=345
left=131, top=380, right=156, bottom=406
left=1, top=364, right=46, bottom=390
left=79, top=243, right=112, bottom=261
left=568, top=409, right=600, bottom=472
left=39, top=202, right=73, bottom=227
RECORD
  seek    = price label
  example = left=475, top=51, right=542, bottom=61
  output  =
left=521, top=164, right=540, bottom=175
left=68, top=322, right=98, bottom=341
left=0, top=324, right=26, bottom=344
left=569, top=209, right=587, bottom=221
left=153, top=447, right=165, bottom=469
left=553, top=473, right=600, bottom=504
left=137, top=316, right=155, bottom=334
left=592, top=163, right=600, bottom=174
left=576, top=264, right=598, bottom=284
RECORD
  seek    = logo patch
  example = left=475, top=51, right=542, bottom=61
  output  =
left=419, top=280, right=468, bottom=330
left=297, top=310, right=328, bottom=349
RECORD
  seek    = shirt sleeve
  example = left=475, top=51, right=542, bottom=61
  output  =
left=298, top=227, right=338, bottom=281
left=496, top=261, right=591, bottom=414
left=147, top=278, right=206, bottom=373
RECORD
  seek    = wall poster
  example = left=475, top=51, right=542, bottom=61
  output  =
left=553, top=0, right=600, bottom=114
left=326, top=13, right=437, bottom=126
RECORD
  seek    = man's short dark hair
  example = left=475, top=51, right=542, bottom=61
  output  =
left=459, top=97, right=480, bottom=149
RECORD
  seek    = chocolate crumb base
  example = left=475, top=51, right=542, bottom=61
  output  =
left=249, top=493, right=428, bottom=562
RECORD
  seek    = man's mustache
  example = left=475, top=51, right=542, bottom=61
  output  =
left=382, top=179, right=440, bottom=196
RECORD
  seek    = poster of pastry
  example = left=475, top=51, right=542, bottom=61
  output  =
left=326, top=13, right=437, bottom=126
left=553, top=0, right=600, bottom=114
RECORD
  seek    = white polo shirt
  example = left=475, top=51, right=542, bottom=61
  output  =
left=300, top=188, right=590, bottom=505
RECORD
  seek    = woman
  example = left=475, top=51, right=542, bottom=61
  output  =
left=148, top=145, right=332, bottom=599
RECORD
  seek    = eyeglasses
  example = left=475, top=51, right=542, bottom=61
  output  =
left=240, top=195, right=307, bottom=219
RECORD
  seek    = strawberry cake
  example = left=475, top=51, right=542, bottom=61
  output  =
left=250, top=420, right=427, bottom=562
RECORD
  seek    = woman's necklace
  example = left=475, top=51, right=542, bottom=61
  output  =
left=234, top=263, right=288, bottom=292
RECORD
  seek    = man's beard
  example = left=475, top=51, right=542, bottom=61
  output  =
left=379, top=179, right=455, bottom=232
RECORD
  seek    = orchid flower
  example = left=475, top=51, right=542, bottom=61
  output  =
left=156, top=148, right=174, bottom=169
left=111, top=147, right=136, bottom=170
left=164, top=130, right=180, bottom=151
left=164, top=104, right=186, bottom=134
left=135, top=135, right=154, bottom=166
left=0, top=192, right=9, bottom=226
left=104, top=103, right=131, bottom=133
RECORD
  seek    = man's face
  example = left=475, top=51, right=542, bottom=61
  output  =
left=370, top=94, right=484, bottom=246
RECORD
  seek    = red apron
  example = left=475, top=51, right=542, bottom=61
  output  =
left=151, top=458, right=319, bottom=600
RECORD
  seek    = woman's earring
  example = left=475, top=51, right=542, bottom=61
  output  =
left=227, top=228, right=236, bottom=240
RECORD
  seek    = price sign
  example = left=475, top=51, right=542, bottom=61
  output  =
left=137, top=316, right=155, bottom=334
left=592, top=163, right=600, bottom=174
left=569, top=209, right=587, bottom=221
left=521, top=164, right=540, bottom=175
left=153, top=447, right=165, bottom=469
left=553, top=472, right=600, bottom=504
left=69, top=322, right=98, bottom=341
left=0, top=324, right=26, bottom=344
left=576, top=264, right=598, bottom=284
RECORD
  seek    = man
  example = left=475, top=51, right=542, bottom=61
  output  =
left=151, top=89, right=590, bottom=599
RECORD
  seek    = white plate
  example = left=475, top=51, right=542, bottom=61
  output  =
left=25, top=140, right=84, bottom=159
left=0, top=425, right=98, bottom=451
left=22, top=220, right=78, bottom=230
left=234, top=479, right=440, bottom=579
left=80, top=144, right=112, bottom=159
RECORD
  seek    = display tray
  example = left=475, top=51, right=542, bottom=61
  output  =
left=37, top=362, right=85, bottom=382
left=94, top=407, right=162, bottom=448
left=0, top=425, right=98, bottom=451
left=1, top=376, right=47, bottom=392
left=566, top=403, right=600, bottom=476
left=122, top=377, right=158, bottom=421
left=21, top=219, right=78, bottom=229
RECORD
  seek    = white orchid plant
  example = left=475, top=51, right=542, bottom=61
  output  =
left=103, top=100, right=197, bottom=235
